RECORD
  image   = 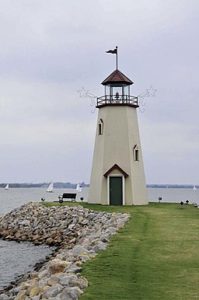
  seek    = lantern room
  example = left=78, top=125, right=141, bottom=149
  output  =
left=96, top=69, right=138, bottom=108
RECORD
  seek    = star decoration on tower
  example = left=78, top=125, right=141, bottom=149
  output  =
left=138, top=85, right=157, bottom=99
left=77, top=85, right=157, bottom=114
left=77, top=87, right=97, bottom=99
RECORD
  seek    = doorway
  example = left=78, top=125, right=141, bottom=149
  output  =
left=109, top=176, right=123, bottom=205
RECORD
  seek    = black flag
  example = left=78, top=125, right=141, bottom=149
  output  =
left=106, top=47, right=117, bottom=54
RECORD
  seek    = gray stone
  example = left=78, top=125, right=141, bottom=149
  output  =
left=0, top=294, right=9, bottom=300
left=105, top=227, right=117, bottom=236
left=68, top=224, right=76, bottom=231
left=60, top=287, right=83, bottom=300
left=70, top=277, right=88, bottom=289
left=42, top=284, right=63, bottom=298
left=18, top=220, right=30, bottom=226
left=58, top=274, right=77, bottom=286
left=72, top=245, right=89, bottom=257
left=47, top=275, right=60, bottom=286
left=38, top=269, right=48, bottom=279
left=78, top=254, right=90, bottom=262
left=67, top=264, right=82, bottom=274
left=93, top=241, right=107, bottom=252
left=31, top=296, right=40, bottom=300
left=100, top=235, right=109, bottom=243
left=81, top=219, right=88, bottom=225
left=38, top=277, right=49, bottom=288
left=10, top=286, right=21, bottom=295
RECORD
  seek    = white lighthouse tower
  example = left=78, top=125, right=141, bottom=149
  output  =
left=88, top=52, right=148, bottom=205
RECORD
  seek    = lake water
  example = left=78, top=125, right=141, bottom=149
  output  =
left=1, top=187, right=199, bottom=217
left=0, top=241, right=53, bottom=290
left=0, top=186, right=198, bottom=289
left=148, top=187, right=199, bottom=204
left=0, top=187, right=88, bottom=216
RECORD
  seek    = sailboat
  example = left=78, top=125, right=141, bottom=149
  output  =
left=46, top=182, right=54, bottom=193
left=5, top=184, right=9, bottom=190
left=76, top=183, right=82, bottom=192
left=193, top=185, right=197, bottom=191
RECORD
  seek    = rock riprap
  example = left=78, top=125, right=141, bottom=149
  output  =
left=0, top=203, right=129, bottom=300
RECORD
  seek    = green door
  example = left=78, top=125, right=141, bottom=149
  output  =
left=109, top=176, right=123, bottom=205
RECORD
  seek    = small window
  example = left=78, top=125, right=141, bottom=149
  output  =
left=98, top=123, right=102, bottom=135
left=135, top=149, right=139, bottom=161
left=133, top=145, right=139, bottom=161
left=98, top=119, right=104, bottom=135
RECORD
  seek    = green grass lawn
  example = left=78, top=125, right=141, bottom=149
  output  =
left=44, top=202, right=199, bottom=299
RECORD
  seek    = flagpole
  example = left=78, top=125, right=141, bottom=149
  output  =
left=116, top=46, right=118, bottom=69
left=106, top=46, right=118, bottom=69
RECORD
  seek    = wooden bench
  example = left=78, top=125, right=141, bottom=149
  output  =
left=61, top=193, right=77, bottom=202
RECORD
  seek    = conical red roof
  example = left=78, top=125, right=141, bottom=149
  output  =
left=101, top=69, right=133, bottom=85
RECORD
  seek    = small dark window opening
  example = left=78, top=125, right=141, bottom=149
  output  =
left=99, top=123, right=102, bottom=135
left=98, top=119, right=104, bottom=135
left=135, top=149, right=139, bottom=161
left=133, top=145, right=139, bottom=161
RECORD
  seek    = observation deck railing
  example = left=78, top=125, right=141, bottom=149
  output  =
left=96, top=95, right=138, bottom=108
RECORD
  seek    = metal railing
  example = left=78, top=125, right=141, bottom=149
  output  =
left=97, top=95, right=139, bottom=107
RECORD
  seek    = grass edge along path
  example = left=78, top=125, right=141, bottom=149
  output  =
left=77, top=203, right=199, bottom=300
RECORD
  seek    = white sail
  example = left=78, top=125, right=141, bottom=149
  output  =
left=46, top=182, right=54, bottom=192
left=193, top=185, right=197, bottom=191
left=5, top=184, right=9, bottom=190
left=76, top=183, right=82, bottom=192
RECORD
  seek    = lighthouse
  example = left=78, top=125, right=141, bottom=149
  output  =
left=88, top=50, right=148, bottom=205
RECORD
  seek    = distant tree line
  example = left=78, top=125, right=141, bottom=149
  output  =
left=147, top=184, right=196, bottom=189
left=0, top=182, right=89, bottom=188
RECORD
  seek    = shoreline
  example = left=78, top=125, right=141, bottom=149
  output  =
left=0, top=244, right=60, bottom=294
left=0, top=202, right=129, bottom=300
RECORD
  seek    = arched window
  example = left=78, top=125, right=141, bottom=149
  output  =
left=98, top=119, right=104, bottom=135
left=133, top=144, right=139, bottom=161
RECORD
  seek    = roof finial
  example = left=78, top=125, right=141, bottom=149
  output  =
left=106, top=46, right=118, bottom=70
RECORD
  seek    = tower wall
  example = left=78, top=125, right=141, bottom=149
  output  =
left=88, top=105, right=148, bottom=205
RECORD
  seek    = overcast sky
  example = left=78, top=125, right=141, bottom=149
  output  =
left=0, top=0, right=199, bottom=184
